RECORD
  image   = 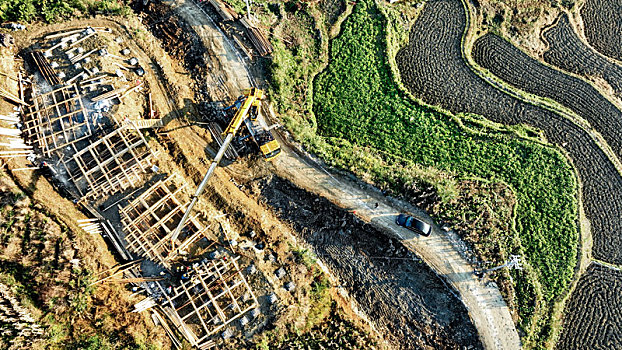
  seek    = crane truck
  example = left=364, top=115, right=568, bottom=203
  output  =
left=170, top=88, right=280, bottom=246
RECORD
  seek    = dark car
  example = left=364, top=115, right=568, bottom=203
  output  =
left=395, top=214, right=432, bottom=236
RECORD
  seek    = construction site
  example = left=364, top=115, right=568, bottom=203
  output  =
left=0, top=18, right=288, bottom=348
left=0, top=1, right=511, bottom=349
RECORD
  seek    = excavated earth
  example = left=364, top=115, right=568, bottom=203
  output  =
left=124, top=0, right=486, bottom=348
left=246, top=175, right=482, bottom=350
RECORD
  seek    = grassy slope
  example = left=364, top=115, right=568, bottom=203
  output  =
left=312, top=0, right=578, bottom=342
left=0, top=0, right=130, bottom=23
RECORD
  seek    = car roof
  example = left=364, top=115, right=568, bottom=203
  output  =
left=411, top=218, right=431, bottom=233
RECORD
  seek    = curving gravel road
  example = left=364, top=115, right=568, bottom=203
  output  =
left=170, top=0, right=520, bottom=348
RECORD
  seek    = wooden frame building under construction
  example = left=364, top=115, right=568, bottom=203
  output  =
left=156, top=257, right=258, bottom=349
left=60, top=125, right=155, bottom=200
left=119, top=174, right=211, bottom=267
left=22, top=84, right=92, bottom=157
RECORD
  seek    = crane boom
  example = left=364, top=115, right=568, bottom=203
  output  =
left=170, top=88, right=263, bottom=247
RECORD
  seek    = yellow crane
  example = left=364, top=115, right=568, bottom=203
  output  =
left=170, top=88, right=279, bottom=245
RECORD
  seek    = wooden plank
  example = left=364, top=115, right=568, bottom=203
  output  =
left=0, top=88, right=28, bottom=106
left=44, top=28, right=85, bottom=40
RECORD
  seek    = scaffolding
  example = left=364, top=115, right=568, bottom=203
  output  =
left=22, top=84, right=91, bottom=157
left=61, top=125, right=155, bottom=199
left=157, top=257, right=258, bottom=349
left=119, top=174, right=211, bottom=267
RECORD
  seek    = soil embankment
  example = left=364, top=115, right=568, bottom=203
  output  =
left=153, top=0, right=518, bottom=348
left=253, top=175, right=482, bottom=349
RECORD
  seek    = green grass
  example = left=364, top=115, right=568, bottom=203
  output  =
left=311, top=0, right=578, bottom=344
left=0, top=0, right=131, bottom=23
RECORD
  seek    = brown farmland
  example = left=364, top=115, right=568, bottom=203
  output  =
left=557, top=263, right=622, bottom=350
left=580, top=0, right=622, bottom=62
left=396, top=0, right=622, bottom=266
left=543, top=13, right=622, bottom=96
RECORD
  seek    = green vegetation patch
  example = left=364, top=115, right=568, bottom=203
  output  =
left=312, top=0, right=577, bottom=337
left=0, top=0, right=131, bottom=23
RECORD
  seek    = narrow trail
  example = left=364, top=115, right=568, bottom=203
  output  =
left=170, top=0, right=520, bottom=348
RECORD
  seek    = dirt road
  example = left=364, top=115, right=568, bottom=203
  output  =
left=165, top=0, right=251, bottom=100
left=170, top=0, right=520, bottom=348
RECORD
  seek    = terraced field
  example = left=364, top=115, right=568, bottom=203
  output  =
left=314, top=0, right=582, bottom=345
left=394, top=0, right=622, bottom=344
left=473, top=33, right=622, bottom=162
left=581, top=0, right=622, bottom=62
left=557, top=264, right=622, bottom=349
left=472, top=33, right=622, bottom=265
left=543, top=13, right=622, bottom=96
left=397, top=0, right=622, bottom=266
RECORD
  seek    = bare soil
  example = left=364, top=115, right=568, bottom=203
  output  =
left=557, top=263, right=622, bottom=350
left=246, top=174, right=482, bottom=350
left=159, top=0, right=520, bottom=349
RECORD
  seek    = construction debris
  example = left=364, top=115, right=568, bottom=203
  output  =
left=208, top=0, right=237, bottom=22
left=0, top=87, right=28, bottom=106
left=239, top=18, right=273, bottom=56
left=133, top=297, right=157, bottom=312
left=60, top=126, right=155, bottom=199
left=78, top=218, right=103, bottom=234
left=22, top=84, right=91, bottom=157
left=119, top=174, right=213, bottom=267
left=0, top=33, right=15, bottom=47
left=90, top=259, right=144, bottom=286
left=91, top=85, right=127, bottom=102
left=30, top=51, right=61, bottom=85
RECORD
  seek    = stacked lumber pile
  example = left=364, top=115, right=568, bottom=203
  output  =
left=208, top=0, right=238, bottom=21
left=31, top=51, right=61, bottom=85
left=240, top=18, right=273, bottom=56
left=0, top=87, right=27, bottom=106
left=91, top=86, right=127, bottom=102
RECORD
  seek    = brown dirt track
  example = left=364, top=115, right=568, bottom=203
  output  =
left=580, top=0, right=622, bottom=63
left=556, top=263, right=622, bottom=350
left=542, top=13, right=622, bottom=97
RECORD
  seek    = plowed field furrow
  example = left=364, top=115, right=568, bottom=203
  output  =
left=472, top=33, right=622, bottom=161
left=397, top=0, right=622, bottom=275
left=543, top=13, right=622, bottom=96
left=557, top=263, right=622, bottom=349
left=581, top=0, right=622, bottom=62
